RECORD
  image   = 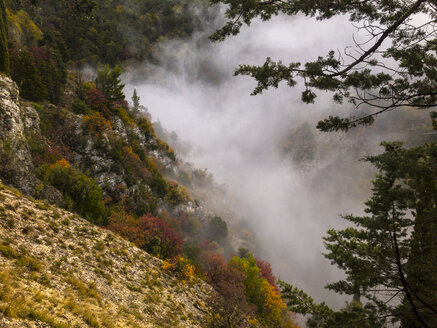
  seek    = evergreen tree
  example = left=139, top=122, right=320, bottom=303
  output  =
left=95, top=64, right=125, bottom=102
left=281, top=138, right=437, bottom=327
left=9, top=46, right=46, bottom=101
left=132, top=88, right=140, bottom=113
left=0, top=0, right=9, bottom=75
left=211, top=0, right=437, bottom=131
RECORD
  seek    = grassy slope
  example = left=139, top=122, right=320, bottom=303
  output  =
left=0, top=181, right=212, bottom=328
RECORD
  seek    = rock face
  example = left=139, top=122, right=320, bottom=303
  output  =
left=0, top=181, right=213, bottom=327
left=0, top=75, right=62, bottom=203
left=0, top=76, right=21, bottom=141
left=0, top=75, right=36, bottom=194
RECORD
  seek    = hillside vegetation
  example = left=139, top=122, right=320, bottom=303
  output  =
left=0, top=181, right=212, bottom=328
left=0, top=1, right=297, bottom=327
left=0, top=60, right=296, bottom=328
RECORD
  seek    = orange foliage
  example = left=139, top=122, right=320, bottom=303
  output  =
left=83, top=112, right=112, bottom=136
left=54, top=158, right=70, bottom=168
left=162, top=256, right=196, bottom=283
left=260, top=279, right=286, bottom=323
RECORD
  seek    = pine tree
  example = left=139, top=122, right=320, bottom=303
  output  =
left=95, top=64, right=125, bottom=102
left=131, top=88, right=140, bottom=113
left=281, top=138, right=437, bottom=327
left=211, top=0, right=437, bottom=131
left=9, top=46, right=46, bottom=101
left=0, top=0, right=10, bottom=75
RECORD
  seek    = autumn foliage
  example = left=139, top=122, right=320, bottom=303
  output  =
left=231, top=253, right=287, bottom=327
left=85, top=88, right=107, bottom=109
left=83, top=112, right=112, bottom=137
left=107, top=213, right=182, bottom=259
left=161, top=256, right=196, bottom=283
left=201, top=252, right=254, bottom=327
left=256, top=259, right=280, bottom=292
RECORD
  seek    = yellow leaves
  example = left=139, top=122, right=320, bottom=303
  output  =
left=144, top=158, right=158, bottom=172
left=282, top=320, right=301, bottom=328
left=6, top=9, right=42, bottom=46
left=260, top=279, right=286, bottom=323
left=161, top=256, right=196, bottom=283
left=247, top=317, right=259, bottom=326
left=165, top=180, right=190, bottom=205
left=6, top=9, right=21, bottom=32
left=161, top=260, right=172, bottom=271
left=83, top=112, right=112, bottom=137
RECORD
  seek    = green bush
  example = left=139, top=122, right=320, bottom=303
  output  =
left=206, top=216, right=228, bottom=243
left=112, top=107, right=134, bottom=127
left=9, top=45, right=46, bottom=101
left=71, top=98, right=89, bottom=114
left=36, top=161, right=105, bottom=225
left=150, top=172, right=168, bottom=198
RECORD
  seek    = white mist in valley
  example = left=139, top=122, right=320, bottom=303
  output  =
left=126, top=13, right=398, bottom=307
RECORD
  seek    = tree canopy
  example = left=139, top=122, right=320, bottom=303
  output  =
left=210, top=0, right=437, bottom=131
left=95, top=65, right=125, bottom=102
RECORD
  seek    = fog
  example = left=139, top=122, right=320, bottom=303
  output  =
left=125, top=12, right=408, bottom=309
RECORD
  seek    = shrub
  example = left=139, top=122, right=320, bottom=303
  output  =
left=36, top=160, right=105, bottom=224
left=112, top=107, right=134, bottom=127
left=9, top=44, right=46, bottom=101
left=201, top=252, right=253, bottom=328
left=161, top=256, right=196, bottom=282
left=122, top=146, right=152, bottom=184
left=256, top=259, right=279, bottom=292
left=85, top=88, right=108, bottom=111
left=231, top=253, right=286, bottom=326
left=205, top=216, right=228, bottom=244
left=165, top=180, right=190, bottom=205
left=27, top=134, right=62, bottom=166
left=108, top=213, right=182, bottom=259
left=71, top=98, right=89, bottom=114
left=83, top=112, right=112, bottom=137
left=137, top=117, right=156, bottom=139
left=29, top=46, right=66, bottom=104
left=182, top=241, right=202, bottom=267
left=150, top=172, right=168, bottom=198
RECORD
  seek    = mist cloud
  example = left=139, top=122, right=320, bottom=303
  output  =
left=124, top=12, right=425, bottom=309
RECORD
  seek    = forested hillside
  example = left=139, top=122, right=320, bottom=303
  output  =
left=0, top=1, right=300, bottom=326
left=1, top=0, right=436, bottom=327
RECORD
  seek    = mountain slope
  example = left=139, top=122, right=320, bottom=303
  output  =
left=0, top=181, right=212, bottom=328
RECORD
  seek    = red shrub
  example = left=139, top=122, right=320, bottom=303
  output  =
left=198, top=239, right=221, bottom=253
left=107, top=213, right=182, bottom=259
left=85, top=88, right=108, bottom=114
left=201, top=252, right=254, bottom=326
left=256, top=259, right=279, bottom=292
left=29, top=47, right=51, bottom=62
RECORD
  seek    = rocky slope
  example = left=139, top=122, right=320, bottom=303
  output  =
left=0, top=181, right=212, bottom=328
left=0, top=73, right=275, bottom=327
